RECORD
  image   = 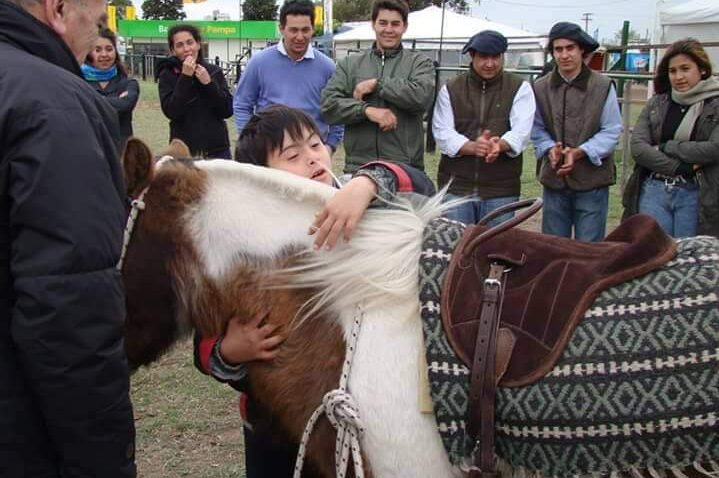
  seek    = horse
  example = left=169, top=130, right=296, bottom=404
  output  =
left=120, top=138, right=719, bottom=478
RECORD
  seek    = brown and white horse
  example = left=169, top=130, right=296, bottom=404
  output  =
left=121, top=139, right=460, bottom=477
left=121, top=139, right=719, bottom=478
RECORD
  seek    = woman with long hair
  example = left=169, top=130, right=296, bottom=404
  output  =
left=82, top=28, right=139, bottom=149
left=156, top=24, right=233, bottom=159
left=623, top=38, right=719, bottom=237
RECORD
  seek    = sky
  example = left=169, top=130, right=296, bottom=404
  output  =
left=132, top=0, right=660, bottom=43
left=470, top=0, right=657, bottom=42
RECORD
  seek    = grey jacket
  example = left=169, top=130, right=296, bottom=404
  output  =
left=623, top=93, right=719, bottom=237
left=320, top=45, right=435, bottom=173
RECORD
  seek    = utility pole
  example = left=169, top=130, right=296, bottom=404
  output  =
left=581, top=12, right=593, bottom=32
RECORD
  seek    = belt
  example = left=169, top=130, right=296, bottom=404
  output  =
left=648, top=172, right=696, bottom=187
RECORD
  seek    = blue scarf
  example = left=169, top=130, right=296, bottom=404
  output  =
left=81, top=64, right=118, bottom=82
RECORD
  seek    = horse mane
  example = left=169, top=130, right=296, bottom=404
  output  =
left=275, top=191, right=454, bottom=321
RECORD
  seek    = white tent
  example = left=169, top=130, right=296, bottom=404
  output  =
left=656, top=0, right=719, bottom=66
left=333, top=6, right=544, bottom=66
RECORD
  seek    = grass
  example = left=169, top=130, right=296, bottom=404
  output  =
left=130, top=79, right=642, bottom=476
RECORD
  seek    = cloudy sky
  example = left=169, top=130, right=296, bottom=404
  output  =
left=471, top=0, right=657, bottom=42
left=132, top=0, right=662, bottom=42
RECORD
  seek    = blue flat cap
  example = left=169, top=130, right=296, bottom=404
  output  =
left=548, top=22, right=599, bottom=53
left=462, top=30, right=508, bottom=55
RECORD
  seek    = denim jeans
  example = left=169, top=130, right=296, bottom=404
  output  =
left=638, top=178, right=699, bottom=238
left=443, top=194, right=519, bottom=226
left=542, top=187, right=609, bottom=242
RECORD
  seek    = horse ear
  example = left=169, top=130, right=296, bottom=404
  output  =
left=122, top=137, right=155, bottom=198
left=161, top=138, right=191, bottom=159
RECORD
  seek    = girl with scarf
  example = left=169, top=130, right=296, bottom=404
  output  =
left=623, top=38, right=719, bottom=238
left=82, top=28, right=139, bottom=150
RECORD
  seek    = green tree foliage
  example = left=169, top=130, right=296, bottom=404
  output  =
left=242, top=0, right=278, bottom=20
left=333, top=0, right=372, bottom=22
left=141, top=0, right=186, bottom=20
left=334, top=0, right=471, bottom=22
left=109, top=0, right=133, bottom=20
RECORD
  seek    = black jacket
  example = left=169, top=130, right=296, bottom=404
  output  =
left=87, top=74, right=140, bottom=148
left=0, top=1, right=136, bottom=476
left=157, top=56, right=233, bottom=157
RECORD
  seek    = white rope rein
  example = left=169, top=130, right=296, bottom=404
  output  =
left=293, top=307, right=366, bottom=478
left=116, top=186, right=149, bottom=271
left=116, top=156, right=173, bottom=271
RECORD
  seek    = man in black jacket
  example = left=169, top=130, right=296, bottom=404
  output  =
left=0, top=0, right=136, bottom=476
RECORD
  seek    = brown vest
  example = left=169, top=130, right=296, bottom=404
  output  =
left=533, top=66, right=615, bottom=191
left=438, top=70, right=524, bottom=197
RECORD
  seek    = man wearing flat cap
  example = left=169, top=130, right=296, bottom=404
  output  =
left=432, top=30, right=536, bottom=225
left=531, top=22, right=622, bottom=241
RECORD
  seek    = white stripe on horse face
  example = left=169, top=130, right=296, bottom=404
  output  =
left=186, top=160, right=334, bottom=280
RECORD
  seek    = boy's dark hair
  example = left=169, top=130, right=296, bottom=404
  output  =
left=235, top=105, right=321, bottom=166
left=654, top=38, right=713, bottom=95
left=279, top=0, right=315, bottom=27
left=85, top=28, right=128, bottom=76
left=167, top=24, right=204, bottom=62
left=371, top=0, right=408, bottom=24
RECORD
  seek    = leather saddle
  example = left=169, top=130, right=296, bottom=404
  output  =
left=440, top=200, right=676, bottom=478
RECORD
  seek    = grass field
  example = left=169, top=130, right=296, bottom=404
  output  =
left=129, top=79, right=637, bottom=476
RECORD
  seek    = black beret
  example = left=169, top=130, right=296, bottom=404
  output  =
left=462, top=30, right=508, bottom=55
left=548, top=22, right=599, bottom=53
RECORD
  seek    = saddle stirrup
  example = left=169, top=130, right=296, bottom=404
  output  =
left=468, top=262, right=508, bottom=478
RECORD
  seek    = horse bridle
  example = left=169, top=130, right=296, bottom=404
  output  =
left=116, top=156, right=174, bottom=271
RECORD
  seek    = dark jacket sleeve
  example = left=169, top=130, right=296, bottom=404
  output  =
left=198, top=66, right=233, bottom=119
left=105, top=78, right=140, bottom=114
left=358, top=161, right=436, bottom=197
left=158, top=68, right=196, bottom=121
left=8, top=104, right=135, bottom=477
left=630, top=97, right=684, bottom=176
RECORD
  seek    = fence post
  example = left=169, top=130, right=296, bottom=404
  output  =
left=620, top=81, right=633, bottom=193
left=425, top=64, right=441, bottom=153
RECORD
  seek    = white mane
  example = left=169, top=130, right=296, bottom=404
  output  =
left=276, top=192, right=454, bottom=320
left=184, top=159, right=455, bottom=319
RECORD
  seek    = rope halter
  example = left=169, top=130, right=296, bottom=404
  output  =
left=116, top=155, right=174, bottom=271
left=294, top=307, right=366, bottom=478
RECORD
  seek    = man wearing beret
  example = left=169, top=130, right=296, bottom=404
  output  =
left=432, top=30, right=536, bottom=225
left=531, top=22, right=622, bottom=241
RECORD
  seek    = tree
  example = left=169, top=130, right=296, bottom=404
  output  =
left=141, top=0, right=186, bottom=20
left=611, top=28, right=642, bottom=45
left=109, top=0, right=133, bottom=20
left=407, top=0, right=471, bottom=15
left=242, top=0, right=277, bottom=20
left=334, top=0, right=372, bottom=22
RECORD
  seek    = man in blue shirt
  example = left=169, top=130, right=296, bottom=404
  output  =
left=531, top=22, right=622, bottom=241
left=233, top=0, right=343, bottom=155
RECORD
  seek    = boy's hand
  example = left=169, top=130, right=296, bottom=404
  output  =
left=218, top=312, right=284, bottom=365
left=310, top=176, right=377, bottom=250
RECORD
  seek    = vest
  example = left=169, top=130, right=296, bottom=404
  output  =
left=533, top=66, right=615, bottom=191
left=438, top=70, right=524, bottom=197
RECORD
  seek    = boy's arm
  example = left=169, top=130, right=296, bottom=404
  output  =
left=194, top=334, right=248, bottom=392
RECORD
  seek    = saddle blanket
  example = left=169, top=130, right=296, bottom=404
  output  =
left=418, top=217, right=719, bottom=477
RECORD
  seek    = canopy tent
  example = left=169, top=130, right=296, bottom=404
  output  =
left=655, top=0, right=719, bottom=66
left=333, top=6, right=544, bottom=66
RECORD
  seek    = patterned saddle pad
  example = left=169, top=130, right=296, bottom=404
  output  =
left=418, top=217, right=719, bottom=477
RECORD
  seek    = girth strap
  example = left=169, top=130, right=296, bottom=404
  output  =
left=468, top=262, right=507, bottom=478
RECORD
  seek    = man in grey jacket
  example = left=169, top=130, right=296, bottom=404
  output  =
left=321, top=0, right=434, bottom=173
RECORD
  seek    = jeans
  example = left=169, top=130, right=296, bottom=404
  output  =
left=638, top=178, right=699, bottom=238
left=443, top=194, right=519, bottom=226
left=542, top=187, right=609, bottom=242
